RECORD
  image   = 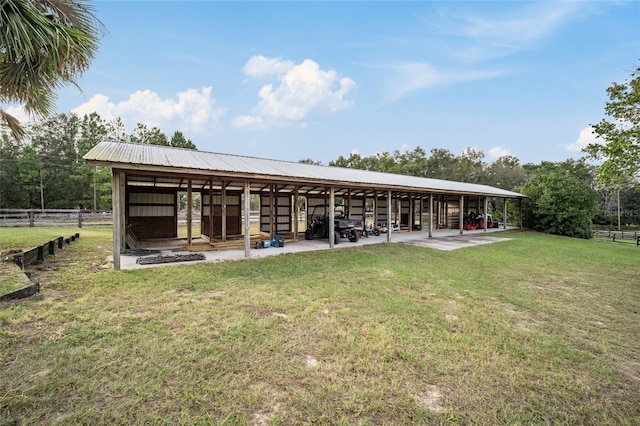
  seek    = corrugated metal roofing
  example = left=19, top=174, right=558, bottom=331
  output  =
left=84, top=140, right=524, bottom=198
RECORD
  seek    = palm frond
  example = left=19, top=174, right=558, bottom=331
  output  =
left=0, top=0, right=105, bottom=118
left=0, top=108, right=26, bottom=140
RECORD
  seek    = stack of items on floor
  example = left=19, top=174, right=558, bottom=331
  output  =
left=255, top=236, right=285, bottom=249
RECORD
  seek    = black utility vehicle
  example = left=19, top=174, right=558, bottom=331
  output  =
left=304, top=204, right=361, bottom=244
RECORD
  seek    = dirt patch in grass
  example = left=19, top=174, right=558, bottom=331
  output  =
left=414, top=386, right=445, bottom=413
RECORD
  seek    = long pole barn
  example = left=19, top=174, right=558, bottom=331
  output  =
left=84, top=141, right=524, bottom=270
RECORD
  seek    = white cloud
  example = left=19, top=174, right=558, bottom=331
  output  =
left=566, top=126, right=598, bottom=152
left=435, top=2, right=585, bottom=62
left=243, top=55, right=294, bottom=78
left=234, top=57, right=356, bottom=129
left=384, top=3, right=588, bottom=102
left=71, top=87, right=226, bottom=136
left=488, top=146, right=512, bottom=159
left=458, top=3, right=580, bottom=46
left=387, top=62, right=510, bottom=102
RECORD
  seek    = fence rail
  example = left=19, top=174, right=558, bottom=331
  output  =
left=593, top=229, right=640, bottom=246
left=13, top=233, right=80, bottom=269
left=0, top=209, right=112, bottom=228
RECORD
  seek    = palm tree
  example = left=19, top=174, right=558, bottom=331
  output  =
left=0, top=0, right=105, bottom=139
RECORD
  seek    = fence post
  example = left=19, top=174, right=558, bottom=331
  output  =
left=29, top=210, right=34, bottom=227
left=78, top=210, right=83, bottom=228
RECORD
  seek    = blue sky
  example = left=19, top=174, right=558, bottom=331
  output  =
left=32, top=1, right=640, bottom=164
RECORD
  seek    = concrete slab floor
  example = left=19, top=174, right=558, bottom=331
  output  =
left=119, top=227, right=517, bottom=270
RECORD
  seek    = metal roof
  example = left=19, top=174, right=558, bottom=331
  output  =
left=84, top=141, right=524, bottom=198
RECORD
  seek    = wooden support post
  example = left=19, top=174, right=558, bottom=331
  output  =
left=387, top=190, right=392, bottom=242
left=419, top=193, right=424, bottom=232
left=187, top=179, right=193, bottom=246
left=429, top=193, right=434, bottom=238
left=111, top=169, right=125, bottom=270
left=293, top=187, right=299, bottom=240
left=408, top=194, right=413, bottom=233
left=484, top=197, right=488, bottom=232
left=374, top=192, right=378, bottom=227
left=329, top=187, right=335, bottom=248
left=221, top=181, right=227, bottom=242
left=209, top=180, right=214, bottom=242
left=503, top=198, right=507, bottom=230
left=445, top=196, right=449, bottom=228
left=459, top=195, right=464, bottom=235
left=270, top=185, right=275, bottom=239
left=244, top=181, right=251, bottom=257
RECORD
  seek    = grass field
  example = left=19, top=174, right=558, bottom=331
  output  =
left=1, top=226, right=639, bottom=424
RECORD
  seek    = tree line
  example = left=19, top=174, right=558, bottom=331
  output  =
left=1, top=110, right=637, bottom=239
left=0, top=112, right=196, bottom=210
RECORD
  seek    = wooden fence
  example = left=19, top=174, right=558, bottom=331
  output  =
left=593, top=229, right=640, bottom=246
left=13, top=233, right=80, bottom=269
left=0, top=209, right=112, bottom=228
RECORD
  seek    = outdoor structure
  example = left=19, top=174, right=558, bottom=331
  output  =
left=83, top=141, right=524, bottom=270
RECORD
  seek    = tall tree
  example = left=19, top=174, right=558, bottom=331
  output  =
left=130, top=123, right=171, bottom=146
left=170, top=130, right=197, bottom=149
left=0, top=0, right=105, bottom=139
left=484, top=155, right=526, bottom=190
left=456, top=147, right=485, bottom=183
left=424, top=148, right=458, bottom=180
left=77, top=112, right=109, bottom=209
left=29, top=113, right=82, bottom=208
left=329, top=153, right=364, bottom=169
left=585, top=66, right=640, bottom=187
left=394, top=147, right=428, bottom=177
left=17, top=145, right=44, bottom=208
left=0, top=131, right=27, bottom=207
left=523, top=159, right=596, bottom=185
left=518, top=172, right=599, bottom=239
left=106, top=117, right=127, bottom=140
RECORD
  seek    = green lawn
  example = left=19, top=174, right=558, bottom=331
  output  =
left=1, top=227, right=639, bottom=424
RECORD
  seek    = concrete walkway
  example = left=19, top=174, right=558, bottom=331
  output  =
left=119, top=227, right=517, bottom=270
